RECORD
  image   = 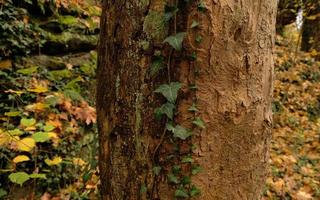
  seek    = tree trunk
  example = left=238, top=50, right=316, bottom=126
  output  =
left=97, top=0, right=276, bottom=199
left=301, top=0, right=320, bottom=60
left=276, top=0, right=300, bottom=34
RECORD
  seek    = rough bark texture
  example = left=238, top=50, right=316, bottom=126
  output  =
left=97, top=0, right=276, bottom=199
left=301, top=0, right=320, bottom=60
left=189, top=0, right=276, bottom=199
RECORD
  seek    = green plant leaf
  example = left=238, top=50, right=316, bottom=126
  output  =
left=4, top=111, right=20, bottom=117
left=198, top=2, right=206, bottom=12
left=166, top=123, right=175, bottom=132
left=181, top=155, right=194, bottom=163
left=153, top=166, right=161, bottom=175
left=155, top=103, right=175, bottom=119
left=172, top=165, right=181, bottom=174
left=192, top=117, right=206, bottom=129
left=188, top=103, right=199, bottom=112
left=167, top=125, right=192, bottom=140
left=192, top=165, right=203, bottom=175
left=43, top=124, right=55, bottom=132
left=196, top=35, right=203, bottom=43
left=191, top=20, right=199, bottom=28
left=20, top=118, right=36, bottom=127
left=154, top=82, right=182, bottom=103
left=17, top=66, right=38, bottom=75
left=167, top=173, right=179, bottom=184
left=175, top=188, right=189, bottom=198
left=32, top=132, right=50, bottom=143
left=163, top=32, right=186, bottom=51
left=181, top=176, right=191, bottom=185
left=150, top=56, right=164, bottom=76
left=164, top=6, right=179, bottom=22
left=29, top=173, right=47, bottom=179
left=0, top=188, right=7, bottom=198
left=9, top=172, right=30, bottom=186
left=7, top=129, right=23, bottom=136
left=190, top=185, right=201, bottom=197
left=190, top=52, right=197, bottom=61
left=140, top=184, right=147, bottom=194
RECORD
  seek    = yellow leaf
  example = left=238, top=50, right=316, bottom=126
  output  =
left=45, top=156, right=62, bottom=166
left=0, top=129, right=10, bottom=145
left=4, top=111, right=20, bottom=117
left=27, top=85, right=48, bottom=93
left=17, top=138, right=36, bottom=152
left=47, top=132, right=58, bottom=139
left=73, top=158, right=86, bottom=166
left=0, top=59, right=12, bottom=69
left=13, top=155, right=30, bottom=163
left=25, top=103, right=48, bottom=111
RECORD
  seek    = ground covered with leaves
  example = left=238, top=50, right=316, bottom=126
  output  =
left=263, top=33, right=320, bottom=200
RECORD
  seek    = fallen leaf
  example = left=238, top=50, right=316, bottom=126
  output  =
left=13, top=155, right=30, bottom=163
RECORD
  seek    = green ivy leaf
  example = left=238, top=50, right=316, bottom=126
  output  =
left=192, top=117, right=206, bottom=129
left=190, top=52, right=197, bottom=61
left=188, top=103, right=199, bottom=112
left=154, top=82, right=182, bottom=103
left=32, top=132, right=50, bottom=143
left=175, top=188, right=189, bottom=198
left=20, top=118, right=36, bottom=127
left=163, top=32, right=186, bottom=51
left=168, top=125, right=192, bottom=140
left=4, top=111, right=20, bottom=117
left=190, top=185, right=201, bottom=197
left=0, top=188, right=7, bottom=198
left=7, top=129, right=23, bottom=136
left=181, top=155, right=194, bottom=163
left=153, top=166, right=161, bottom=176
left=155, top=103, right=175, bottom=119
left=167, top=173, right=179, bottom=184
left=198, top=2, right=206, bottom=12
left=181, top=176, right=191, bottom=185
left=17, top=66, right=38, bottom=75
left=189, top=84, right=198, bottom=90
left=196, top=35, right=203, bottom=43
left=172, top=165, right=181, bottom=174
left=9, top=172, right=30, bottom=186
left=43, top=124, right=55, bottom=132
left=29, top=173, right=47, bottom=179
left=150, top=56, right=164, bottom=76
left=192, top=165, right=203, bottom=175
left=164, top=6, right=179, bottom=22
left=191, top=20, right=199, bottom=28
left=140, top=184, right=147, bottom=194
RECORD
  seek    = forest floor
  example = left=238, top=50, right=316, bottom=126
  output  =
left=263, top=30, right=320, bottom=200
left=0, top=2, right=319, bottom=199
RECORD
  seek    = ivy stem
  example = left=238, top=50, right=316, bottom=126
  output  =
left=167, top=49, right=173, bottom=83
left=152, top=118, right=168, bottom=162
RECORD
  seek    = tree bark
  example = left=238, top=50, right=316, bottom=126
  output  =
left=301, top=0, right=320, bottom=60
left=97, top=0, right=277, bottom=199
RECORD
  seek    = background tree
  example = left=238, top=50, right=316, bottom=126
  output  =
left=301, top=0, right=320, bottom=60
left=97, top=0, right=277, bottom=199
left=276, top=0, right=300, bottom=33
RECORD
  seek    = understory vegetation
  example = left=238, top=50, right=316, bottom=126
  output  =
left=0, top=0, right=319, bottom=199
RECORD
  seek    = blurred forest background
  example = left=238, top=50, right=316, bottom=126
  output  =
left=0, top=0, right=319, bottom=199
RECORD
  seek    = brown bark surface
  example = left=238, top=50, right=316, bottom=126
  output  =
left=97, top=0, right=277, bottom=199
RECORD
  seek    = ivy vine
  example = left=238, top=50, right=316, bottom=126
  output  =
left=150, top=0, right=207, bottom=199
